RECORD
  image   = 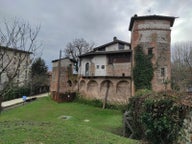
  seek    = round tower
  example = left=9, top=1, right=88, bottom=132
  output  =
left=129, top=14, right=176, bottom=93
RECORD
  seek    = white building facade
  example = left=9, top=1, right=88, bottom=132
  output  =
left=78, top=37, right=132, bottom=104
left=0, top=46, right=31, bottom=89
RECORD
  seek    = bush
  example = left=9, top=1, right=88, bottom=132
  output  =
left=141, top=98, right=183, bottom=143
left=126, top=91, right=189, bottom=144
left=135, top=89, right=152, bottom=97
left=3, top=86, right=30, bottom=101
left=57, top=92, right=76, bottom=102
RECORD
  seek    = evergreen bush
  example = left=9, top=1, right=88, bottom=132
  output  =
left=126, top=91, right=189, bottom=144
left=3, top=86, right=30, bottom=101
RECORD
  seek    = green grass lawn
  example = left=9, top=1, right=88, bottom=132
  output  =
left=0, top=97, right=138, bottom=144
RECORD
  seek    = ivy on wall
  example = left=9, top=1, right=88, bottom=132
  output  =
left=133, top=45, right=154, bottom=90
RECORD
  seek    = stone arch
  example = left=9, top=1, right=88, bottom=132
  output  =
left=100, top=80, right=114, bottom=101
left=116, top=80, right=130, bottom=102
left=87, top=80, right=98, bottom=99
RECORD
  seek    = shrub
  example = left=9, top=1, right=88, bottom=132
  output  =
left=126, top=91, right=189, bottom=144
left=135, top=89, right=152, bottom=97
left=141, top=98, right=183, bottom=144
left=3, top=86, right=30, bottom=101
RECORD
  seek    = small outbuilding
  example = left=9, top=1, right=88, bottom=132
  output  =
left=50, top=57, right=77, bottom=102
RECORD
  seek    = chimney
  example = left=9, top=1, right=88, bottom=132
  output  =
left=113, top=36, right=117, bottom=41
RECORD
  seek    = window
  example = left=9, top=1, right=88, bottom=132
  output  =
left=108, top=53, right=131, bottom=64
left=160, top=67, right=165, bottom=77
left=101, top=65, right=105, bottom=69
left=96, top=65, right=99, bottom=69
left=25, top=70, right=28, bottom=79
left=98, top=47, right=105, bottom=51
left=119, top=43, right=124, bottom=50
left=148, top=48, right=153, bottom=55
left=25, top=61, right=28, bottom=69
left=68, top=64, right=72, bottom=74
left=73, top=63, right=78, bottom=74
left=108, top=56, right=113, bottom=64
left=52, top=72, right=56, bottom=81
left=85, top=63, right=89, bottom=76
left=17, top=69, right=20, bottom=78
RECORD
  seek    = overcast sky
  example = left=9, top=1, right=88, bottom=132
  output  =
left=1, top=0, right=192, bottom=70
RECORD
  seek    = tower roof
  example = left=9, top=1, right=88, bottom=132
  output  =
left=129, top=14, right=177, bottom=31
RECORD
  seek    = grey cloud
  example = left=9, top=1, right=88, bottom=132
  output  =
left=0, top=0, right=192, bottom=70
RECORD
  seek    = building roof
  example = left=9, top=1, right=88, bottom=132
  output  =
left=94, top=37, right=130, bottom=51
left=79, top=37, right=131, bottom=58
left=79, top=49, right=132, bottom=58
left=52, top=57, right=76, bottom=63
left=129, top=14, right=177, bottom=31
left=0, top=46, right=33, bottom=54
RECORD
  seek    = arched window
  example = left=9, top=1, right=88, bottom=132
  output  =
left=85, top=63, right=89, bottom=76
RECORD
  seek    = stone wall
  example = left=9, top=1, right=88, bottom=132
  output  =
left=106, top=63, right=131, bottom=77
left=79, top=77, right=131, bottom=104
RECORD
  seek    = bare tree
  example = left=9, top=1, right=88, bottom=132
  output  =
left=0, top=18, right=41, bottom=112
left=171, top=41, right=192, bottom=91
left=64, top=38, right=94, bottom=62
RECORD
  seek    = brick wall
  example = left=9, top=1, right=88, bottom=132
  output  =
left=131, top=19, right=172, bottom=92
left=106, top=63, right=131, bottom=76
left=79, top=77, right=131, bottom=104
left=50, top=59, right=77, bottom=99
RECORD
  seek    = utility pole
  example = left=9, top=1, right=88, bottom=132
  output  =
left=56, top=50, right=62, bottom=100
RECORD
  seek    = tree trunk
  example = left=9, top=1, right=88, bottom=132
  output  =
left=103, top=81, right=110, bottom=109
left=0, top=97, right=2, bottom=114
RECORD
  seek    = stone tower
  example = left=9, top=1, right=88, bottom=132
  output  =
left=129, top=15, right=176, bottom=93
